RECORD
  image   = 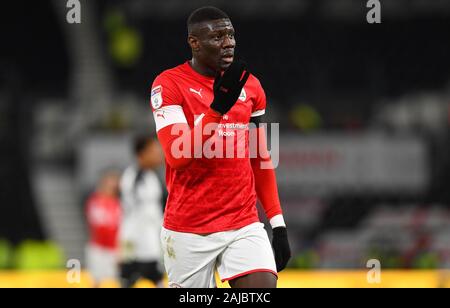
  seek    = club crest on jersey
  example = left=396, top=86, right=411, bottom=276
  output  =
left=238, top=88, right=246, bottom=101
left=151, top=85, right=163, bottom=109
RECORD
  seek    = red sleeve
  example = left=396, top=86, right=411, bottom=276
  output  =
left=156, top=109, right=223, bottom=170
left=251, top=77, right=267, bottom=116
left=150, top=73, right=183, bottom=111
left=150, top=72, right=229, bottom=170
left=250, top=126, right=282, bottom=219
left=150, top=73, right=189, bottom=135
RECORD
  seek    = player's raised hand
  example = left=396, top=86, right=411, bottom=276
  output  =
left=210, top=60, right=250, bottom=115
left=272, top=227, right=291, bottom=272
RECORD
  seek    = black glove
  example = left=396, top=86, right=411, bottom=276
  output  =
left=272, top=227, right=291, bottom=272
left=210, top=60, right=250, bottom=115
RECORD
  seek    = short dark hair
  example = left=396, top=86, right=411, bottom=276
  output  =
left=187, top=6, right=229, bottom=31
left=134, top=134, right=156, bottom=155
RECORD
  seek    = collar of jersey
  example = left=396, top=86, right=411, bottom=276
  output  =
left=183, top=61, right=215, bottom=82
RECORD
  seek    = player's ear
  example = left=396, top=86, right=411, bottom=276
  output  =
left=188, top=35, right=200, bottom=52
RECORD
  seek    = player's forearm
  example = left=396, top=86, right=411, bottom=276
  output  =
left=251, top=157, right=284, bottom=223
left=250, top=126, right=285, bottom=228
left=157, top=108, right=222, bottom=170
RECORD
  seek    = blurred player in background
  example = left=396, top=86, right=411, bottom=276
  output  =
left=119, top=135, right=166, bottom=288
left=150, top=7, right=291, bottom=288
left=85, top=170, right=122, bottom=288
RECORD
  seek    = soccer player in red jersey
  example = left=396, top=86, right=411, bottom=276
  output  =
left=85, top=170, right=122, bottom=287
left=150, top=7, right=291, bottom=288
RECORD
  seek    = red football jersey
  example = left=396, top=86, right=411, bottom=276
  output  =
left=150, top=61, right=267, bottom=234
left=86, top=193, right=122, bottom=249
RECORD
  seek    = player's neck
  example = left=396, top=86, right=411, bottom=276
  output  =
left=189, top=58, right=216, bottom=77
left=97, top=189, right=116, bottom=198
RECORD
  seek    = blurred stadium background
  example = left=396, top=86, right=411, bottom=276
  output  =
left=1, top=0, right=450, bottom=287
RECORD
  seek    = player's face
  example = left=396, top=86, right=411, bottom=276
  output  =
left=139, top=141, right=163, bottom=169
left=191, top=19, right=236, bottom=71
left=102, top=173, right=120, bottom=196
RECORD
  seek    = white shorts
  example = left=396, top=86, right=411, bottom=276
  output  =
left=119, top=222, right=163, bottom=262
left=86, top=244, right=119, bottom=283
left=160, top=222, right=277, bottom=288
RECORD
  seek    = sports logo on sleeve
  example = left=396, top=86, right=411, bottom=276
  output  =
left=155, top=110, right=166, bottom=120
left=151, top=86, right=163, bottom=109
left=153, top=105, right=188, bottom=132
